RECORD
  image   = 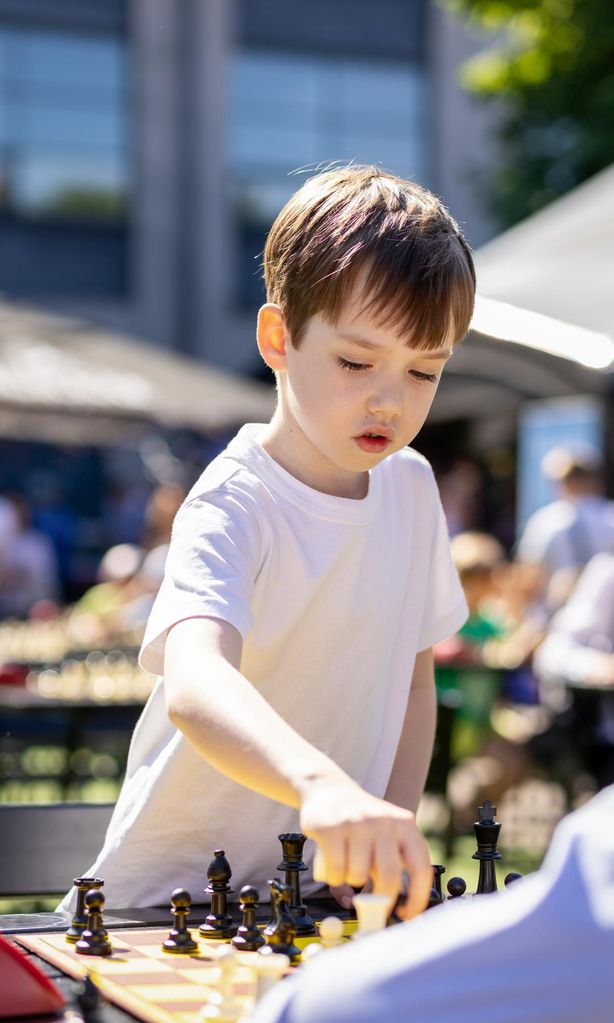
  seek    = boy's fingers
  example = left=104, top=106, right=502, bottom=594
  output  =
left=346, top=839, right=372, bottom=889
left=398, top=835, right=432, bottom=919
left=371, top=834, right=403, bottom=903
left=313, top=835, right=347, bottom=888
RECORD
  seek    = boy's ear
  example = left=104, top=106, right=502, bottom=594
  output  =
left=257, top=304, right=289, bottom=371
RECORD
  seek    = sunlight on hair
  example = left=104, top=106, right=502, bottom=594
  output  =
left=471, top=296, right=614, bottom=369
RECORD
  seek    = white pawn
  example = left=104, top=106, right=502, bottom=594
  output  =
left=200, top=946, right=242, bottom=1022
left=352, top=893, right=390, bottom=938
left=302, top=915, right=345, bottom=961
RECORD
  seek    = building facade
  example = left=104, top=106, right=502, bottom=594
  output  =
left=0, top=0, right=497, bottom=375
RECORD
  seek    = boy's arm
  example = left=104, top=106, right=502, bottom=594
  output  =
left=164, top=615, right=432, bottom=918
left=384, top=648, right=437, bottom=812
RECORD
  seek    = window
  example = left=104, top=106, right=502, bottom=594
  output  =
left=231, top=51, right=428, bottom=306
left=0, top=23, right=129, bottom=296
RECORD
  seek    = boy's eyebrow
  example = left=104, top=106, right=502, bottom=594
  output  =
left=338, top=332, right=454, bottom=360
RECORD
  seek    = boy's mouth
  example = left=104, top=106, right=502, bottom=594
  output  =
left=355, top=432, right=391, bottom=454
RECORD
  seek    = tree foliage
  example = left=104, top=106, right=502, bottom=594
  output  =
left=443, top=0, right=614, bottom=226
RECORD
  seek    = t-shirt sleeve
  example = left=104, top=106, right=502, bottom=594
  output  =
left=417, top=477, right=468, bottom=651
left=139, top=484, right=262, bottom=675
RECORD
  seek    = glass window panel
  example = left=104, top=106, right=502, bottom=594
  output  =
left=8, top=99, right=124, bottom=151
left=7, top=29, right=124, bottom=97
left=232, top=53, right=318, bottom=111
left=11, top=150, right=126, bottom=219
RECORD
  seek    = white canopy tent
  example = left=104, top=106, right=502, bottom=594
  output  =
left=474, top=163, right=614, bottom=337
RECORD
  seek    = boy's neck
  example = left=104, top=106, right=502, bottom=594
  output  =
left=258, top=419, right=369, bottom=500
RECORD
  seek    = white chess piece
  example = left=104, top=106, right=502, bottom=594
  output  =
left=200, top=946, right=243, bottom=1022
left=302, top=915, right=345, bottom=962
left=352, top=893, right=390, bottom=937
left=251, top=952, right=291, bottom=1002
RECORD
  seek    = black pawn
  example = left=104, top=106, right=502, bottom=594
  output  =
left=447, top=876, right=467, bottom=899
left=163, top=888, right=199, bottom=954
left=199, top=849, right=236, bottom=939
left=75, top=889, right=112, bottom=957
left=472, top=800, right=502, bottom=894
left=277, top=833, right=315, bottom=935
left=232, top=886, right=265, bottom=952
left=261, top=879, right=301, bottom=961
left=504, top=872, right=523, bottom=887
left=66, top=877, right=104, bottom=943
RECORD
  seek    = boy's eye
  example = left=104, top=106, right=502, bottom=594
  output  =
left=337, top=357, right=369, bottom=372
left=411, top=370, right=439, bottom=384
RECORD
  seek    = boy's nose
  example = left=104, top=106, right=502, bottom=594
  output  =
left=367, top=381, right=403, bottom=417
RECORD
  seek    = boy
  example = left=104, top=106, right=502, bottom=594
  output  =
left=61, top=165, right=475, bottom=919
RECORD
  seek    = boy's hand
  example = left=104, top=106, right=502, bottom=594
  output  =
left=300, top=780, right=432, bottom=920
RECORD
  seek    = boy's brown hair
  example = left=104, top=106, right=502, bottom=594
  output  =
left=263, top=164, right=476, bottom=349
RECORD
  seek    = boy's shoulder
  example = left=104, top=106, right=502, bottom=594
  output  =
left=184, top=425, right=270, bottom=504
left=380, top=444, right=438, bottom=492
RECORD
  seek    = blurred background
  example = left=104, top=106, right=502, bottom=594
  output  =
left=0, top=0, right=613, bottom=901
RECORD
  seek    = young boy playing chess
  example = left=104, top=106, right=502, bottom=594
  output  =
left=60, top=165, right=475, bottom=917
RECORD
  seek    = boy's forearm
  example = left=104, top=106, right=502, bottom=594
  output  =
left=384, top=649, right=437, bottom=812
left=164, top=625, right=354, bottom=810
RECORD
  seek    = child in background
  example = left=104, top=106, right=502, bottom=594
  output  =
left=434, top=531, right=507, bottom=760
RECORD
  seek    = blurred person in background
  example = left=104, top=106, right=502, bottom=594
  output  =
left=533, top=552, right=614, bottom=789
left=516, top=445, right=614, bottom=620
left=0, top=492, right=60, bottom=619
left=435, top=532, right=547, bottom=826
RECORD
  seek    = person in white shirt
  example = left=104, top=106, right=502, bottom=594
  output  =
left=516, top=445, right=614, bottom=618
left=59, top=165, right=476, bottom=914
left=252, top=784, right=614, bottom=1023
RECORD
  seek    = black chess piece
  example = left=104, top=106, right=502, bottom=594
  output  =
left=163, top=888, right=199, bottom=953
left=472, top=800, right=502, bottom=894
left=199, top=849, right=237, bottom=939
left=276, top=833, right=315, bottom=935
left=232, top=885, right=265, bottom=951
left=72, top=974, right=102, bottom=1021
left=261, top=879, right=301, bottom=961
left=426, top=887, right=442, bottom=910
left=447, top=876, right=467, bottom=899
left=66, top=877, right=104, bottom=943
left=432, top=864, right=445, bottom=901
left=75, top=889, right=113, bottom=957
left=504, top=872, right=523, bottom=887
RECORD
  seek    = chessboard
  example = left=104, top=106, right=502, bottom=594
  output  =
left=16, top=923, right=357, bottom=1023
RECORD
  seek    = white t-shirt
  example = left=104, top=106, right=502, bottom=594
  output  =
left=60, top=425, right=466, bottom=910
left=252, top=785, right=614, bottom=1023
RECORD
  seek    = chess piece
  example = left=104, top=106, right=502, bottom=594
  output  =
left=261, top=879, right=301, bottom=961
left=426, top=887, right=442, bottom=910
left=302, top=915, right=345, bottom=961
left=447, top=876, right=467, bottom=899
left=72, top=974, right=101, bottom=1020
left=251, top=952, right=291, bottom=1002
left=163, top=888, right=199, bottom=954
left=505, top=872, right=523, bottom=887
left=200, top=946, right=242, bottom=1022
left=200, top=850, right=236, bottom=939
left=231, top=886, right=265, bottom=952
left=472, top=800, right=502, bottom=894
left=432, top=864, right=445, bottom=901
left=277, top=833, right=315, bottom=935
left=66, top=877, right=104, bottom=943
left=75, top=890, right=112, bottom=957
left=352, top=893, right=390, bottom=936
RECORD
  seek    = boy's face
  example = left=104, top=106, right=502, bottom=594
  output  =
left=258, top=279, right=454, bottom=498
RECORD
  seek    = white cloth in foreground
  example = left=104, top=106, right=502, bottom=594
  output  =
left=253, top=785, right=614, bottom=1023
left=58, top=425, right=466, bottom=910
